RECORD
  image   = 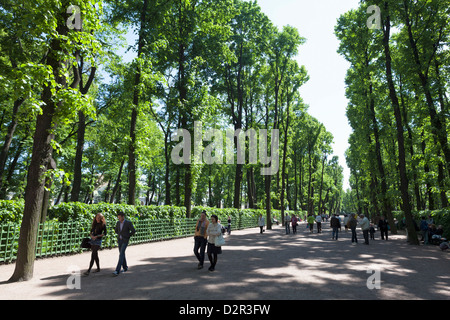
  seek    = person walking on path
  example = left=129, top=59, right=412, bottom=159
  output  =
left=258, top=214, right=265, bottom=234
left=315, top=214, right=322, bottom=233
left=113, top=212, right=136, bottom=276
left=359, top=214, right=370, bottom=245
left=330, top=214, right=341, bottom=240
left=291, top=214, right=298, bottom=234
left=420, top=216, right=429, bottom=245
left=369, top=224, right=376, bottom=240
left=307, top=214, right=315, bottom=233
left=348, top=214, right=358, bottom=244
left=227, top=216, right=232, bottom=235
left=84, top=213, right=107, bottom=275
left=194, top=210, right=210, bottom=269
left=285, top=213, right=291, bottom=234
left=206, top=215, right=222, bottom=272
left=378, top=216, right=389, bottom=240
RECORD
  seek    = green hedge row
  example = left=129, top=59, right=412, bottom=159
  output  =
left=0, top=200, right=301, bottom=227
left=0, top=201, right=188, bottom=226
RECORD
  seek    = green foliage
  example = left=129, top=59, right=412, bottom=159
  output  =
left=0, top=200, right=24, bottom=224
left=337, top=1, right=450, bottom=219
left=429, top=209, right=450, bottom=239
left=47, top=202, right=187, bottom=226
left=43, top=201, right=266, bottom=227
left=0, top=0, right=344, bottom=235
left=393, top=208, right=450, bottom=239
left=0, top=199, right=283, bottom=228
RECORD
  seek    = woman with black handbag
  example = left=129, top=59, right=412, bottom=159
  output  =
left=84, top=213, right=107, bottom=275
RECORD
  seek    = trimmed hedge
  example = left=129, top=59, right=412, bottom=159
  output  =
left=0, top=201, right=304, bottom=263
left=0, top=200, right=304, bottom=227
left=47, top=202, right=188, bottom=229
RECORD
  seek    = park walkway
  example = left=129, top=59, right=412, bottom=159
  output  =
left=0, top=221, right=449, bottom=300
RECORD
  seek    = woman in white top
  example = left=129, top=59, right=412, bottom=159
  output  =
left=206, top=214, right=222, bottom=271
left=258, top=214, right=265, bottom=233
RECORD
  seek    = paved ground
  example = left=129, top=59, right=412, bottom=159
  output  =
left=0, top=222, right=449, bottom=300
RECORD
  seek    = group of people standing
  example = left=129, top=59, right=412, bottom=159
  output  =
left=283, top=213, right=301, bottom=234
left=419, top=215, right=444, bottom=245
left=284, top=212, right=390, bottom=245
left=344, top=214, right=389, bottom=245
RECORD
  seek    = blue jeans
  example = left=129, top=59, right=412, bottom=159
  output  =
left=285, top=222, right=290, bottom=234
left=194, top=236, right=207, bottom=265
left=115, top=239, right=129, bottom=273
left=332, top=227, right=339, bottom=240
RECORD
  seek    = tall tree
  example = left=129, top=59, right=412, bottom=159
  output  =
left=10, top=0, right=101, bottom=281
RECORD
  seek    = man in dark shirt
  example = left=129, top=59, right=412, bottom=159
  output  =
left=378, top=216, right=389, bottom=240
left=330, top=214, right=341, bottom=240
left=113, top=212, right=136, bottom=276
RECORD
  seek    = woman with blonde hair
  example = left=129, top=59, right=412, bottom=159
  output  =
left=84, top=213, right=107, bottom=275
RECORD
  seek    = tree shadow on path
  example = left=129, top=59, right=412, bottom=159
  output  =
left=36, top=223, right=450, bottom=300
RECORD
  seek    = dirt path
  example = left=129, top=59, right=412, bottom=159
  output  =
left=0, top=222, right=449, bottom=300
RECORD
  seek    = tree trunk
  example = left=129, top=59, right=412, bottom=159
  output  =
left=110, top=158, right=125, bottom=203
left=382, top=2, right=418, bottom=244
left=318, top=154, right=326, bottom=215
left=70, top=58, right=96, bottom=202
left=0, top=98, right=24, bottom=193
left=402, top=0, right=450, bottom=178
left=367, top=79, right=396, bottom=233
left=128, top=0, right=149, bottom=206
left=70, top=111, right=85, bottom=202
left=164, top=131, right=171, bottom=205
left=9, top=19, right=66, bottom=280
left=280, top=94, right=290, bottom=219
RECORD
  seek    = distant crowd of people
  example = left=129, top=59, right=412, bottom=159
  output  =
left=280, top=212, right=391, bottom=245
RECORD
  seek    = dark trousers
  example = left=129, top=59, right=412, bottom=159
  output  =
left=316, top=222, right=322, bottom=233
left=208, top=253, right=217, bottom=269
left=363, top=229, right=369, bottom=244
left=380, top=229, right=388, bottom=240
left=351, top=227, right=358, bottom=243
left=194, top=236, right=207, bottom=265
